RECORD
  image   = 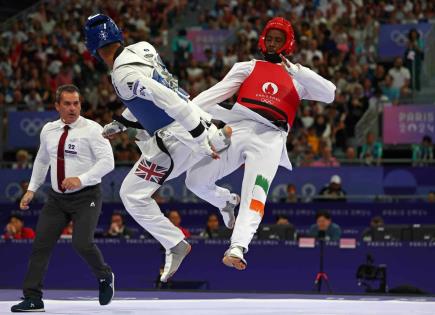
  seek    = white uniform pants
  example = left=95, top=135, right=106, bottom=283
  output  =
left=120, top=132, right=203, bottom=250
left=185, top=120, right=287, bottom=251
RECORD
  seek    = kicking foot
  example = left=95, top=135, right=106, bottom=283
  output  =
left=222, top=246, right=247, bottom=270
left=220, top=193, right=240, bottom=229
left=160, top=240, right=191, bottom=282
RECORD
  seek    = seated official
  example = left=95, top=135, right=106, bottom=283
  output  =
left=362, top=216, right=385, bottom=241
left=309, top=211, right=342, bottom=241
left=167, top=210, right=191, bottom=238
left=276, top=215, right=291, bottom=225
left=103, top=213, right=134, bottom=239
left=199, top=213, right=220, bottom=239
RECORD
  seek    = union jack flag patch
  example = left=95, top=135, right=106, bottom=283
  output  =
left=134, top=159, right=168, bottom=183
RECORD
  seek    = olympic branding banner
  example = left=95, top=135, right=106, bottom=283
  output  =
left=383, top=105, right=435, bottom=144
left=378, top=23, right=433, bottom=59
left=2, top=167, right=435, bottom=203
left=7, top=111, right=58, bottom=148
left=187, top=29, right=233, bottom=62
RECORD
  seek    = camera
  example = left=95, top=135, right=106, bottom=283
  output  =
left=356, top=254, right=387, bottom=293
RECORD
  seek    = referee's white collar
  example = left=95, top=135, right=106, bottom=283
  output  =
left=60, top=116, right=82, bottom=129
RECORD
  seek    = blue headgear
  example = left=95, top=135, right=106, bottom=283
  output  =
left=84, top=14, right=123, bottom=58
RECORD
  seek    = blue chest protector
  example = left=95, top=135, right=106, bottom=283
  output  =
left=117, top=68, right=189, bottom=134
left=122, top=97, right=173, bottom=134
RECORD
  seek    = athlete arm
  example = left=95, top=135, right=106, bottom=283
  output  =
left=114, top=66, right=205, bottom=136
left=293, top=65, right=335, bottom=103
left=281, top=55, right=336, bottom=104
left=113, top=66, right=217, bottom=157
left=103, top=107, right=152, bottom=141
left=192, top=61, right=253, bottom=112
left=113, top=108, right=145, bottom=129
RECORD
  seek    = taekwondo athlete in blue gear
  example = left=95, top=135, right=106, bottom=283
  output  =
left=84, top=14, right=237, bottom=282
left=84, top=13, right=216, bottom=158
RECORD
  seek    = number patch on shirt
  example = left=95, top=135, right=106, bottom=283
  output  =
left=65, top=139, right=79, bottom=155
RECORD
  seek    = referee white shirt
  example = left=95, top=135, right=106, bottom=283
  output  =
left=28, top=116, right=115, bottom=193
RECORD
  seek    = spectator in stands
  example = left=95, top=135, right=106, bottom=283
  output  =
left=104, top=213, right=133, bottom=239
left=412, top=135, right=433, bottom=166
left=372, top=64, right=386, bottom=89
left=55, top=64, right=73, bottom=87
left=309, top=211, right=341, bottom=241
left=362, top=216, right=384, bottom=241
left=168, top=210, right=191, bottom=238
left=380, top=75, right=400, bottom=105
left=344, top=146, right=357, bottom=164
left=370, top=216, right=385, bottom=228
left=311, top=145, right=340, bottom=167
left=300, top=149, right=316, bottom=167
left=428, top=191, right=435, bottom=203
left=199, top=213, right=220, bottom=239
left=3, top=215, right=35, bottom=240
left=367, top=87, right=388, bottom=112
left=280, top=184, right=298, bottom=203
left=306, top=127, right=320, bottom=155
left=24, top=89, right=43, bottom=111
left=313, top=114, right=332, bottom=142
left=276, top=215, right=291, bottom=225
left=360, top=132, right=383, bottom=166
left=404, top=28, right=424, bottom=91
left=11, top=90, right=25, bottom=110
left=300, top=106, right=314, bottom=128
left=114, top=133, right=137, bottom=162
left=60, top=221, right=73, bottom=239
left=318, top=175, right=347, bottom=202
left=388, top=57, right=411, bottom=97
left=332, top=120, right=347, bottom=152
left=344, top=87, right=369, bottom=141
left=12, top=149, right=33, bottom=169
left=171, top=29, right=192, bottom=75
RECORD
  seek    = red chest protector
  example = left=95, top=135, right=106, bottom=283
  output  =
left=237, top=60, right=300, bottom=127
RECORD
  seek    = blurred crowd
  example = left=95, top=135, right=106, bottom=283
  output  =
left=1, top=0, right=434, bottom=167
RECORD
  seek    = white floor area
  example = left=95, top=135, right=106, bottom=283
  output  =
left=1, top=298, right=435, bottom=315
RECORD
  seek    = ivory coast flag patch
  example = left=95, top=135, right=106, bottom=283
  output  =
left=249, top=175, right=270, bottom=216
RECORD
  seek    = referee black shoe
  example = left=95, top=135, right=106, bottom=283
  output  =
left=98, top=272, right=115, bottom=305
left=11, top=297, right=44, bottom=312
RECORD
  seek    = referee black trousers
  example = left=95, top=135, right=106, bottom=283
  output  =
left=23, top=184, right=112, bottom=299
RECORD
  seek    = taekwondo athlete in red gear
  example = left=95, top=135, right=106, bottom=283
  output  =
left=186, top=17, right=336, bottom=270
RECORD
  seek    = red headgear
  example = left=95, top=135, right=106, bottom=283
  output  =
left=258, top=17, right=295, bottom=55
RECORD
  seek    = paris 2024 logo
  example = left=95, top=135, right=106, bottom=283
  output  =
left=262, top=82, right=278, bottom=95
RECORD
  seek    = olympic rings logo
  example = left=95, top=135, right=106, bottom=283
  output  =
left=4, top=182, right=22, bottom=201
left=3, top=182, right=49, bottom=202
left=390, top=29, right=424, bottom=47
left=19, top=118, right=47, bottom=136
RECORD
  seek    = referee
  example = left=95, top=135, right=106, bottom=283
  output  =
left=11, top=85, right=115, bottom=312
